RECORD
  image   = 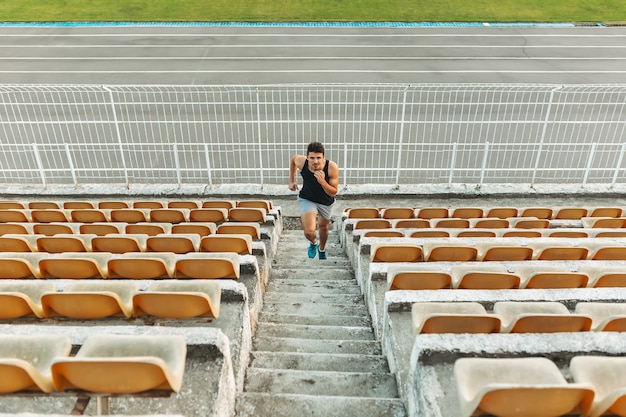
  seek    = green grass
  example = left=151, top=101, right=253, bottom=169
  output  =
left=0, top=0, right=625, bottom=22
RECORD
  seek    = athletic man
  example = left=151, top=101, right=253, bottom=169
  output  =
left=288, top=142, right=339, bottom=260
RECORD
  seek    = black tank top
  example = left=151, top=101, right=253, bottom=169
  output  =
left=299, top=159, right=335, bottom=206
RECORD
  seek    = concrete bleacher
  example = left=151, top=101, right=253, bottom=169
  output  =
left=0, top=199, right=279, bottom=416
left=338, top=199, right=626, bottom=417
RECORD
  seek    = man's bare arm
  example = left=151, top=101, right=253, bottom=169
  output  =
left=289, top=155, right=306, bottom=191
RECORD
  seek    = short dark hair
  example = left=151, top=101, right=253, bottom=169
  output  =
left=307, top=141, right=325, bottom=155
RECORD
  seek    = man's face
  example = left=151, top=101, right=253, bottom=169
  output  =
left=307, top=152, right=324, bottom=171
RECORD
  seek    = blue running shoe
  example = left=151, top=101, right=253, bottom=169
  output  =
left=318, top=249, right=327, bottom=260
left=308, top=242, right=319, bottom=259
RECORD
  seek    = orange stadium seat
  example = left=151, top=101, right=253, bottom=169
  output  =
left=189, top=208, right=228, bottom=223
left=416, top=208, right=448, bottom=219
left=133, top=281, right=221, bottom=319
left=346, top=207, right=380, bottom=219
left=202, top=200, right=236, bottom=209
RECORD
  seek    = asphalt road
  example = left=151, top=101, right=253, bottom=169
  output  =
left=1, top=24, right=626, bottom=84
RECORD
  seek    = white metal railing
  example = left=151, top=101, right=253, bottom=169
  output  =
left=1, top=83, right=626, bottom=195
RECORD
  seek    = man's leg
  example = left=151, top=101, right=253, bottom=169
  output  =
left=301, top=211, right=318, bottom=244
left=318, top=216, right=331, bottom=251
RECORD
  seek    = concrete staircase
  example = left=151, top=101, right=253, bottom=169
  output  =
left=236, top=228, right=406, bottom=417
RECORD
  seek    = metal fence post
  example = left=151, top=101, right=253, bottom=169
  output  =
left=612, top=143, right=626, bottom=187
left=32, top=143, right=47, bottom=187
left=395, top=86, right=409, bottom=187
left=64, top=143, right=77, bottom=186
left=173, top=143, right=181, bottom=187
left=204, top=144, right=213, bottom=187
left=531, top=86, right=562, bottom=188
left=102, top=86, right=129, bottom=189
left=256, top=87, right=264, bottom=187
left=343, top=142, right=348, bottom=188
left=448, top=142, right=457, bottom=187
left=582, top=143, right=597, bottom=188
left=479, top=142, right=490, bottom=187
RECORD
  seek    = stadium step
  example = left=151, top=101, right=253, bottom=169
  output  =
left=236, top=229, right=407, bottom=417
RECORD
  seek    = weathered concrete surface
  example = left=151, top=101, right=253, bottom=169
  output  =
left=0, top=325, right=235, bottom=417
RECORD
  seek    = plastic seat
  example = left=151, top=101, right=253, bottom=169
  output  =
left=109, top=209, right=150, bottom=223
left=149, top=208, right=190, bottom=224
left=575, top=302, right=626, bottom=332
left=363, top=230, right=405, bottom=238
left=167, top=201, right=200, bottom=209
left=132, top=201, right=164, bottom=209
left=370, top=242, right=423, bottom=262
left=387, top=265, right=452, bottom=290
left=27, top=202, right=58, bottom=209
left=486, top=207, right=518, bottom=219
left=524, top=272, right=589, bottom=289
left=36, top=234, right=95, bottom=253
left=172, top=222, right=217, bottom=237
left=0, top=234, right=39, bottom=252
left=471, top=218, right=509, bottom=228
left=477, top=242, right=533, bottom=261
left=0, top=252, right=47, bottom=279
left=354, top=219, right=392, bottom=230
left=70, top=209, right=110, bottom=223
left=345, top=207, right=380, bottom=219
left=555, top=207, right=588, bottom=220
left=393, top=219, right=430, bottom=229
left=98, top=201, right=130, bottom=209
left=63, top=201, right=95, bottom=209
left=433, top=218, right=470, bottom=228
left=33, top=223, right=77, bottom=236
left=454, top=357, right=593, bottom=417
left=424, top=242, right=477, bottom=262
left=174, top=253, right=240, bottom=279
left=412, top=302, right=500, bottom=334
left=237, top=200, right=273, bottom=211
left=202, top=200, right=236, bottom=209
left=189, top=208, right=229, bottom=223
left=494, top=301, right=592, bottom=333
left=92, top=234, right=148, bottom=253
left=579, top=265, right=626, bottom=288
left=415, top=208, right=448, bottom=219
left=531, top=242, right=589, bottom=261
left=380, top=207, right=415, bottom=219
left=51, top=334, right=187, bottom=394
left=457, top=230, right=497, bottom=238
left=133, top=281, right=221, bottom=318
left=511, top=218, right=550, bottom=228
left=146, top=234, right=200, bottom=254
left=410, top=230, right=450, bottom=238
left=590, top=207, right=623, bottom=217
left=595, top=231, right=626, bottom=238
left=0, top=210, right=30, bottom=223
left=39, top=253, right=112, bottom=279
left=503, top=230, right=542, bottom=238
left=30, top=209, right=71, bottom=223
left=217, top=222, right=261, bottom=239
left=453, top=264, right=521, bottom=290
left=521, top=207, right=553, bottom=219
left=0, top=201, right=25, bottom=209
left=0, top=335, right=72, bottom=393
left=590, top=246, right=626, bottom=261
left=125, top=222, right=171, bottom=236
left=451, top=208, right=484, bottom=219
left=41, top=281, right=136, bottom=319
left=79, top=223, right=125, bottom=236
left=549, top=230, right=589, bottom=238
left=200, top=234, right=253, bottom=255
left=571, top=356, right=626, bottom=417
left=0, top=223, right=32, bottom=235
left=0, top=281, right=55, bottom=318
left=107, top=253, right=176, bottom=279
left=228, top=207, right=267, bottom=223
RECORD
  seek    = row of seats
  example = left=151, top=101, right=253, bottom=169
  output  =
left=0, top=199, right=273, bottom=211
left=0, top=251, right=240, bottom=279
left=455, top=356, right=622, bottom=417
left=370, top=238, right=626, bottom=263
left=412, top=301, right=626, bottom=334
left=352, top=216, right=626, bottom=230
left=361, top=226, right=626, bottom=238
left=0, top=334, right=185, bottom=394
left=0, top=280, right=221, bottom=319
left=344, top=206, right=622, bottom=220
left=0, top=233, right=253, bottom=254
left=0, top=207, right=269, bottom=224
left=0, top=221, right=260, bottom=238
left=387, top=262, right=626, bottom=289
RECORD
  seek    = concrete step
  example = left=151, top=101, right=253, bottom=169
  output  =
left=250, top=351, right=390, bottom=373
left=259, top=312, right=371, bottom=328
left=263, top=292, right=364, bottom=305
left=272, top=257, right=353, bottom=269
left=262, top=301, right=368, bottom=317
left=254, top=322, right=375, bottom=341
left=266, top=279, right=361, bottom=294
left=253, top=337, right=382, bottom=355
left=236, top=393, right=407, bottom=417
left=270, top=269, right=355, bottom=281
left=244, top=368, right=400, bottom=398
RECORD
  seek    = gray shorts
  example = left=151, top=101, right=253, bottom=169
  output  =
left=298, top=196, right=335, bottom=219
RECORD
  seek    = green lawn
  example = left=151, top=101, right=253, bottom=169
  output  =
left=0, top=0, right=625, bottom=22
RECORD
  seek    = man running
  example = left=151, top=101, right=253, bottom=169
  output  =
left=288, top=142, right=339, bottom=260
